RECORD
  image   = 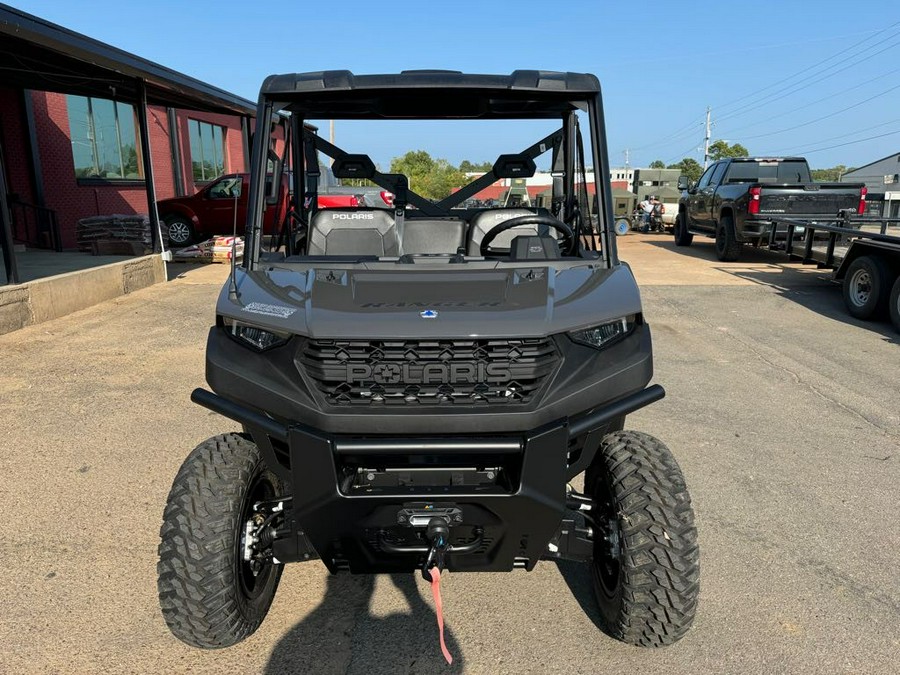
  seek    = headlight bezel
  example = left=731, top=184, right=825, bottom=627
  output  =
left=220, top=316, right=292, bottom=352
left=568, top=314, right=638, bottom=351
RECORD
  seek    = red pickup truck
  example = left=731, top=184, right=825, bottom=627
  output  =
left=158, top=173, right=391, bottom=247
left=157, top=174, right=285, bottom=247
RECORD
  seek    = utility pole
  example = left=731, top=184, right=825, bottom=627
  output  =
left=622, top=149, right=632, bottom=192
left=703, top=107, right=711, bottom=169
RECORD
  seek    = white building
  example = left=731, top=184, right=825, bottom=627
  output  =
left=609, top=167, right=635, bottom=192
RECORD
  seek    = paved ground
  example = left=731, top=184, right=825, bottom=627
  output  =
left=1, top=234, right=898, bottom=674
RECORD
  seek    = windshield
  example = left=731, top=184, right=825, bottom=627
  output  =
left=248, top=107, right=609, bottom=266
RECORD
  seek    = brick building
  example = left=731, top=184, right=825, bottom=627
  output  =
left=1, top=89, right=251, bottom=250
left=0, top=4, right=261, bottom=285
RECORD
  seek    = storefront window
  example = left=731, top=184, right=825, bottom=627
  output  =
left=189, top=119, right=226, bottom=182
left=66, top=95, right=142, bottom=179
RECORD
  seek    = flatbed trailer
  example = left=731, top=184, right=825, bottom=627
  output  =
left=765, top=211, right=900, bottom=333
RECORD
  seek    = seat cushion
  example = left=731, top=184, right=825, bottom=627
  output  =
left=401, top=218, right=466, bottom=255
left=307, top=208, right=399, bottom=256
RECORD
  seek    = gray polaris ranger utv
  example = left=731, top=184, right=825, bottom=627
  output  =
left=158, top=70, right=699, bottom=652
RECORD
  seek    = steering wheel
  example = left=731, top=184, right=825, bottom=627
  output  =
left=479, top=214, right=576, bottom=256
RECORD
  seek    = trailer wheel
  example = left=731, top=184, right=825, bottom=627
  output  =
left=674, top=213, right=693, bottom=247
left=588, top=431, right=699, bottom=647
left=714, top=216, right=742, bottom=261
left=842, top=255, right=890, bottom=320
left=888, top=275, right=900, bottom=333
left=158, top=433, right=283, bottom=648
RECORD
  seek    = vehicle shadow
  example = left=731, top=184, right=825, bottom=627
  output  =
left=642, top=235, right=805, bottom=266
left=264, top=572, right=463, bottom=675
left=642, top=238, right=900, bottom=344
left=553, top=560, right=607, bottom=634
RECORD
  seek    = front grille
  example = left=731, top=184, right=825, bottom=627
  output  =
left=299, top=338, right=559, bottom=406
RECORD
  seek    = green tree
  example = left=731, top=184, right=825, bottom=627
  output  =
left=649, top=159, right=666, bottom=169
left=667, top=157, right=703, bottom=183
left=811, top=165, right=852, bottom=182
left=390, top=150, right=466, bottom=200
left=459, top=160, right=493, bottom=173
left=708, top=140, right=749, bottom=161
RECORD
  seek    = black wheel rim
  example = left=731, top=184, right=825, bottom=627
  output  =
left=236, top=470, right=276, bottom=601
left=168, top=221, right=190, bottom=245
left=591, top=473, right=623, bottom=599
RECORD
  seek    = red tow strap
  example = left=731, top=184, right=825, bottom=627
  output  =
left=429, top=568, right=453, bottom=665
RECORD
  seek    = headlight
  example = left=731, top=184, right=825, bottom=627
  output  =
left=221, top=317, right=291, bottom=351
left=569, top=315, right=636, bottom=350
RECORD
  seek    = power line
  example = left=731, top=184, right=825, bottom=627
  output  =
left=716, top=67, right=900, bottom=137
left=624, top=118, right=710, bottom=166
left=712, top=20, right=900, bottom=117
left=735, top=81, right=900, bottom=141
left=625, top=22, right=900, bottom=165
left=622, top=29, right=886, bottom=68
left=763, top=129, right=900, bottom=156
left=625, top=117, right=706, bottom=153
left=715, top=32, right=900, bottom=125
left=665, top=142, right=702, bottom=165
left=772, top=118, right=900, bottom=154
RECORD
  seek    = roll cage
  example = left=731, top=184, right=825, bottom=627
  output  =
left=242, top=70, right=618, bottom=268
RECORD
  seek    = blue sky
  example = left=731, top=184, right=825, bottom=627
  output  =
left=10, top=0, right=900, bottom=170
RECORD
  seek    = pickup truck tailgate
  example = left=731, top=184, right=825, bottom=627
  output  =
left=758, top=183, right=862, bottom=217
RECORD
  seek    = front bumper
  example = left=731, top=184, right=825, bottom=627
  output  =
left=191, top=384, right=664, bottom=574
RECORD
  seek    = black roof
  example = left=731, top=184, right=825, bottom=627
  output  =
left=261, top=70, right=601, bottom=119
left=0, top=3, right=255, bottom=115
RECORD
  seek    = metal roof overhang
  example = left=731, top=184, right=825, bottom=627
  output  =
left=0, top=3, right=255, bottom=115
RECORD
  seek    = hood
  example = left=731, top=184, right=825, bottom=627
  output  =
left=217, top=263, right=642, bottom=339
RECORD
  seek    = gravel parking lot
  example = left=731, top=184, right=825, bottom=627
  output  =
left=1, top=234, right=898, bottom=674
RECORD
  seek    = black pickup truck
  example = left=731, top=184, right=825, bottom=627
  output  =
left=674, top=157, right=867, bottom=261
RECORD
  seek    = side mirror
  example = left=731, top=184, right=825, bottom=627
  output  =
left=332, top=154, right=376, bottom=180
left=677, top=175, right=690, bottom=191
left=493, top=153, right=536, bottom=179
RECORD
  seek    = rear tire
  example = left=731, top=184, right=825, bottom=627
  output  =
left=889, top=275, right=900, bottom=333
left=715, top=216, right=742, bottom=261
left=158, top=433, right=283, bottom=648
left=842, top=255, right=890, bottom=320
left=674, top=213, right=693, bottom=247
left=588, top=431, right=699, bottom=647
